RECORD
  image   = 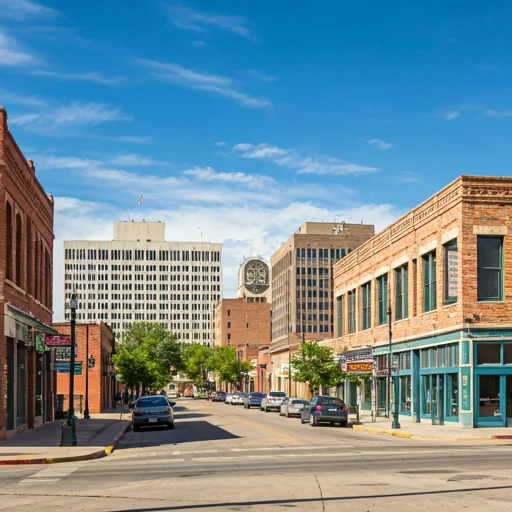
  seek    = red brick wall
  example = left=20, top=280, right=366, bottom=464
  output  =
left=53, top=323, right=115, bottom=414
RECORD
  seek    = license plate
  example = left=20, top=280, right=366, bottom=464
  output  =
left=148, top=418, right=158, bottom=423
left=328, top=408, right=337, bottom=411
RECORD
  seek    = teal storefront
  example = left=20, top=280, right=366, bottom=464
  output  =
left=373, top=329, right=512, bottom=429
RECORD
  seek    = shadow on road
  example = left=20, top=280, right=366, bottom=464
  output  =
left=174, top=413, right=212, bottom=419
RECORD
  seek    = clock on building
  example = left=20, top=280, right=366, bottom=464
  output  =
left=244, top=259, right=270, bottom=295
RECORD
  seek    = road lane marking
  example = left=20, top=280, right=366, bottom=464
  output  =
left=19, top=478, right=61, bottom=484
left=18, top=465, right=80, bottom=485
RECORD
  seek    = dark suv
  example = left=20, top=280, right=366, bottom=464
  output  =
left=300, top=395, right=348, bottom=427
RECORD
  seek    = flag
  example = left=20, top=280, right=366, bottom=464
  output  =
left=139, top=195, right=143, bottom=205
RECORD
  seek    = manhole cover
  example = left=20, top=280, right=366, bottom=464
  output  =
left=399, top=470, right=458, bottom=475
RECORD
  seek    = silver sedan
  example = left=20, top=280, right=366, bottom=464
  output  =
left=279, top=397, right=309, bottom=418
left=132, top=395, right=174, bottom=431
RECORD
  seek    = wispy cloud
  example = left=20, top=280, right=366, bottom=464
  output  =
left=162, top=2, right=252, bottom=39
left=214, top=141, right=227, bottom=147
left=10, top=102, right=130, bottom=130
left=137, top=59, right=270, bottom=108
left=444, top=111, right=460, bottom=121
left=397, top=171, right=422, bottom=183
left=363, top=138, right=393, bottom=150
left=33, top=155, right=103, bottom=170
left=110, top=153, right=167, bottom=166
left=0, top=0, right=57, bottom=20
left=105, top=136, right=150, bottom=144
left=32, top=70, right=124, bottom=85
left=0, top=89, right=47, bottom=107
left=183, top=166, right=273, bottom=188
left=193, top=40, right=206, bottom=47
left=485, top=109, right=512, bottom=118
left=233, top=142, right=379, bottom=176
left=0, top=29, right=37, bottom=66
left=245, top=70, right=277, bottom=82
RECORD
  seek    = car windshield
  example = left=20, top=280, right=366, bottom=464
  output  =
left=318, top=397, right=344, bottom=406
left=270, top=392, right=286, bottom=397
left=250, top=393, right=265, bottom=397
left=290, top=399, right=308, bottom=404
left=136, top=397, right=169, bottom=408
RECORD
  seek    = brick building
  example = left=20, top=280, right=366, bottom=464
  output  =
left=53, top=322, right=117, bottom=414
left=269, top=222, right=375, bottom=397
left=0, top=106, right=57, bottom=439
left=331, top=175, right=512, bottom=429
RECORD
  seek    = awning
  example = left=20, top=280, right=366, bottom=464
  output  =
left=6, top=303, right=61, bottom=335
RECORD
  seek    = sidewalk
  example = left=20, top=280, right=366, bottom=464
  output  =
left=350, top=411, right=512, bottom=441
left=0, top=412, right=131, bottom=465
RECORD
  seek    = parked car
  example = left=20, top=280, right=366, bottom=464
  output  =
left=300, top=395, right=348, bottom=427
left=225, top=393, right=234, bottom=404
left=212, top=391, right=226, bottom=402
left=260, top=391, right=287, bottom=412
left=231, top=392, right=246, bottom=405
left=244, top=392, right=266, bottom=409
left=279, top=397, right=308, bottom=417
left=132, top=395, right=175, bottom=432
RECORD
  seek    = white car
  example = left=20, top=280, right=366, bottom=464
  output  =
left=231, top=393, right=246, bottom=405
left=225, top=393, right=234, bottom=404
left=280, top=397, right=308, bottom=417
left=260, top=391, right=287, bottom=412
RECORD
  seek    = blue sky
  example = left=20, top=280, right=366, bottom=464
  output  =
left=2, top=0, right=512, bottom=320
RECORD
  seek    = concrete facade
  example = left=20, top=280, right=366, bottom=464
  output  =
left=0, top=106, right=56, bottom=439
left=53, top=322, right=116, bottom=414
left=330, top=175, right=512, bottom=428
left=64, top=221, right=222, bottom=344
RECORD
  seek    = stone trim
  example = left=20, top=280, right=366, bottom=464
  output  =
left=419, top=240, right=438, bottom=256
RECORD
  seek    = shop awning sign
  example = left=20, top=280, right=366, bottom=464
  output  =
left=55, top=361, right=83, bottom=375
left=45, top=335, right=71, bottom=347
left=346, top=362, right=373, bottom=373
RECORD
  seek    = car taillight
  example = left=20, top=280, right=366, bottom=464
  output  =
left=315, top=405, right=322, bottom=411
left=343, top=406, right=348, bottom=411
left=250, top=397, right=254, bottom=401
left=163, top=408, right=170, bottom=414
left=133, top=409, right=143, bottom=416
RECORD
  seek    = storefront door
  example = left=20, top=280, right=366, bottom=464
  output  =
left=476, top=374, right=505, bottom=427
left=507, top=376, right=512, bottom=427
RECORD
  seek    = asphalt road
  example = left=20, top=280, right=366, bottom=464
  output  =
left=1, top=399, right=512, bottom=511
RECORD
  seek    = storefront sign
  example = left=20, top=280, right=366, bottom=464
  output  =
left=55, top=361, right=83, bottom=375
left=35, top=334, right=46, bottom=353
left=446, top=244, right=458, bottom=298
left=45, top=335, right=71, bottom=347
left=461, top=368, right=471, bottom=410
left=346, top=362, right=373, bottom=373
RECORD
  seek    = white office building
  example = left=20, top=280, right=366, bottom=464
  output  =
left=64, top=221, right=222, bottom=343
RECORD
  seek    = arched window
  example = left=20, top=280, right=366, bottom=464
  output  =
left=6, top=202, right=13, bottom=281
left=34, top=234, right=39, bottom=300
left=26, top=221, right=32, bottom=296
left=45, top=248, right=50, bottom=307
left=15, top=213, right=22, bottom=287
left=39, top=239, right=43, bottom=303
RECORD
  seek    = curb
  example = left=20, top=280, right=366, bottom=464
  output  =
left=0, top=423, right=130, bottom=466
left=352, top=424, right=499, bottom=442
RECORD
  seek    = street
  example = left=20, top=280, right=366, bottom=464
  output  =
left=0, top=399, right=512, bottom=511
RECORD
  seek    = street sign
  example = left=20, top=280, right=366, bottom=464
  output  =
left=55, top=361, right=83, bottom=375
left=35, top=334, right=45, bottom=353
left=45, top=335, right=71, bottom=347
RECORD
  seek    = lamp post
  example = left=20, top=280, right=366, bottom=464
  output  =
left=388, top=305, right=400, bottom=429
left=83, top=324, right=90, bottom=419
left=61, top=293, right=78, bottom=446
left=387, top=306, right=392, bottom=419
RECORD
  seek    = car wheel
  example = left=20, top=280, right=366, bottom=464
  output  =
left=310, top=414, right=318, bottom=427
left=260, top=407, right=264, bottom=411
left=265, top=407, right=269, bottom=413
left=167, top=422, right=175, bottom=430
left=340, top=421, right=348, bottom=428
left=133, top=424, right=140, bottom=432
left=286, top=411, right=290, bottom=418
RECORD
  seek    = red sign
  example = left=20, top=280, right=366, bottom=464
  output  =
left=346, top=362, right=373, bottom=373
left=45, top=335, right=71, bottom=347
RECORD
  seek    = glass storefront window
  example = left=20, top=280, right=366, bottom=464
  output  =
left=400, top=376, right=412, bottom=413
left=422, top=375, right=432, bottom=415
left=479, top=375, right=500, bottom=417
left=504, top=344, right=512, bottom=365
left=477, top=344, right=501, bottom=365
left=447, top=374, right=458, bottom=418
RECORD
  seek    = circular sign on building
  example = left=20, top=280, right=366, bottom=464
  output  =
left=244, top=259, right=270, bottom=295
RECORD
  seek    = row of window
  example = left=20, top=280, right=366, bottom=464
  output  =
left=295, top=248, right=350, bottom=260
left=66, top=249, right=221, bottom=262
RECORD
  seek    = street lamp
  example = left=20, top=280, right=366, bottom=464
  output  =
left=61, top=293, right=78, bottom=446
left=84, top=325, right=90, bottom=419
left=387, top=305, right=400, bottom=429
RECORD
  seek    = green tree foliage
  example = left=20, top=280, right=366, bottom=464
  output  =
left=181, top=344, right=212, bottom=385
left=208, top=346, right=253, bottom=385
left=290, top=341, right=346, bottom=395
left=113, top=322, right=182, bottom=392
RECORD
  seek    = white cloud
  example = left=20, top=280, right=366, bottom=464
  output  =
left=234, top=142, right=379, bottom=176
left=0, top=30, right=37, bottom=66
left=137, top=59, right=270, bottom=108
left=214, top=141, right=227, bottom=147
left=245, top=70, right=277, bottom=82
left=193, top=40, right=206, bottom=47
left=364, top=138, right=393, bottom=150
left=9, top=102, right=130, bottom=130
left=31, top=70, right=124, bottom=85
left=183, top=166, right=274, bottom=188
left=444, top=111, right=460, bottom=121
left=162, top=3, right=252, bottom=38
left=33, top=155, right=102, bottom=170
left=397, top=171, right=422, bottom=183
left=0, top=0, right=57, bottom=20
left=101, top=135, right=150, bottom=144
left=110, top=154, right=167, bottom=166
left=485, top=109, right=512, bottom=118
left=0, top=90, right=47, bottom=107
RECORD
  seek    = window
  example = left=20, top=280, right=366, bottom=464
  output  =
left=423, top=251, right=436, bottom=312
left=6, top=202, right=13, bottom=281
left=227, top=322, right=231, bottom=328
left=377, top=274, right=388, bottom=325
left=477, top=236, right=503, bottom=301
left=348, top=290, right=356, bottom=334
left=477, top=343, right=500, bottom=365
left=400, top=376, right=412, bottom=413
left=361, top=282, right=371, bottom=330
left=336, top=295, right=343, bottom=337
left=395, top=264, right=408, bottom=320
left=443, top=240, right=458, bottom=303
left=227, top=309, right=231, bottom=317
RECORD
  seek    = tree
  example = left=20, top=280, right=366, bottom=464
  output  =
left=290, top=341, right=346, bottom=395
left=181, top=344, right=212, bottom=386
left=113, top=322, right=182, bottom=393
left=208, top=346, right=253, bottom=387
